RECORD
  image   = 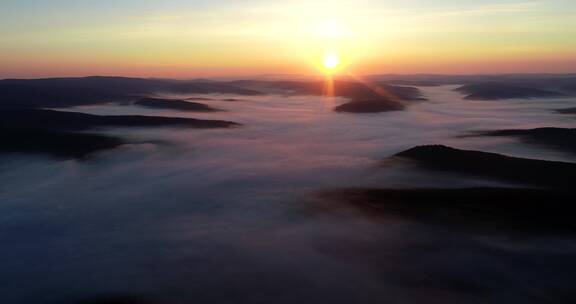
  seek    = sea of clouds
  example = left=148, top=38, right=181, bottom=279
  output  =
left=1, top=85, right=576, bottom=303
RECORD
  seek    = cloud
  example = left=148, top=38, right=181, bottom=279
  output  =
left=2, top=85, right=576, bottom=303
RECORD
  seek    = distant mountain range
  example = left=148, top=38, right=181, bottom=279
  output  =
left=2, top=74, right=574, bottom=110
left=0, top=76, right=424, bottom=111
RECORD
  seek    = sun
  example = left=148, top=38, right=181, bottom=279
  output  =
left=322, top=50, right=341, bottom=72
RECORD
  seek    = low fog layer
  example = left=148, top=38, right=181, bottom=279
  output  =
left=1, top=85, right=576, bottom=303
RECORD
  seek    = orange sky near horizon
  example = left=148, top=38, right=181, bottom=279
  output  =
left=3, top=56, right=575, bottom=79
left=1, top=0, right=575, bottom=79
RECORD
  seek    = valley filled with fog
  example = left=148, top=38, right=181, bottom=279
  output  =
left=2, top=84, right=576, bottom=304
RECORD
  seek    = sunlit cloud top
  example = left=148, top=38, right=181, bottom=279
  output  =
left=1, top=0, right=575, bottom=78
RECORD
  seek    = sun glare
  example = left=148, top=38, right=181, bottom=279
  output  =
left=316, top=20, right=345, bottom=39
left=322, top=51, right=341, bottom=71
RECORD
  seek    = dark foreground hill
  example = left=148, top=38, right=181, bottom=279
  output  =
left=334, top=99, right=405, bottom=113
left=318, top=144, right=576, bottom=234
left=0, top=109, right=240, bottom=131
left=391, top=145, right=576, bottom=188
left=455, top=82, right=564, bottom=100
left=0, top=126, right=124, bottom=159
left=319, top=187, right=576, bottom=234
left=0, top=109, right=240, bottom=158
left=466, top=128, right=576, bottom=155
left=134, top=98, right=220, bottom=112
left=557, top=107, right=576, bottom=115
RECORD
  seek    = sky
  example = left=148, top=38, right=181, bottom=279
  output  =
left=0, top=0, right=575, bottom=78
